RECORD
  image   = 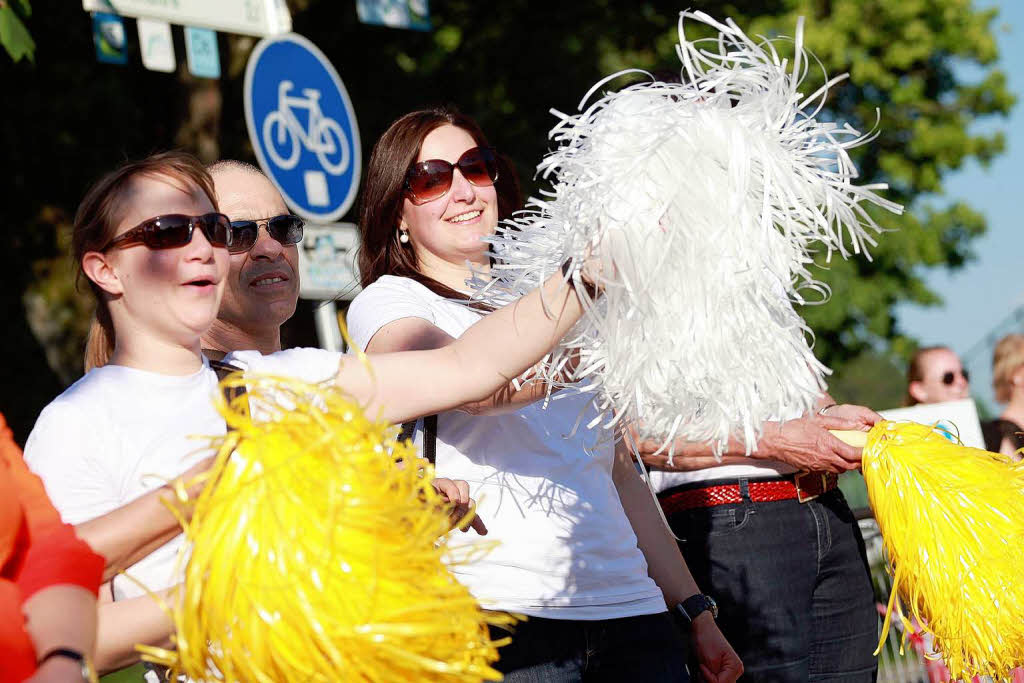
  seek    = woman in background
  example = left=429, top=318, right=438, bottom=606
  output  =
left=983, top=334, right=1024, bottom=457
left=904, top=345, right=971, bottom=406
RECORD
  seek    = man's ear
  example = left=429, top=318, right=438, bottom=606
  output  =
left=908, top=381, right=928, bottom=404
left=81, top=251, right=125, bottom=296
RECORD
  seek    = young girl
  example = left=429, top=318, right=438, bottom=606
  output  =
left=347, top=107, right=740, bottom=682
left=25, top=150, right=599, bottom=676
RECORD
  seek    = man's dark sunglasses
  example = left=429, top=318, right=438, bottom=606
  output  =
left=941, top=369, right=969, bottom=385
left=102, top=213, right=232, bottom=252
left=228, top=214, right=305, bottom=254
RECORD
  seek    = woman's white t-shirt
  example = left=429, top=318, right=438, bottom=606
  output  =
left=24, top=349, right=342, bottom=602
left=347, top=275, right=665, bottom=619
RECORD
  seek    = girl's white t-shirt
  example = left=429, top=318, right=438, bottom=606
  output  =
left=24, top=349, right=342, bottom=602
left=346, top=275, right=665, bottom=619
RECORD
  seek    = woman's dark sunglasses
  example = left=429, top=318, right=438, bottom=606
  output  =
left=405, top=146, right=499, bottom=205
left=228, top=214, right=304, bottom=254
left=102, top=213, right=232, bottom=251
left=942, top=369, right=969, bottom=385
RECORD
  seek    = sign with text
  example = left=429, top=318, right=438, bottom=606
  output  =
left=82, top=0, right=291, bottom=37
left=245, top=33, right=361, bottom=223
left=297, top=223, right=361, bottom=301
left=137, top=18, right=175, bottom=72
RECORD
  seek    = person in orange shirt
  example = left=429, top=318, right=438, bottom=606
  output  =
left=1, top=412, right=104, bottom=682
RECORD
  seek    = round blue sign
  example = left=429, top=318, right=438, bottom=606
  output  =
left=244, top=34, right=361, bottom=222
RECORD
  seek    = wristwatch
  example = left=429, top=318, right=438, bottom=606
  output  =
left=673, top=593, right=719, bottom=625
left=38, top=647, right=96, bottom=682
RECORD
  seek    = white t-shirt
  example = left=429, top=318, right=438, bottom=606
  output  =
left=346, top=275, right=665, bottom=619
left=24, top=348, right=342, bottom=602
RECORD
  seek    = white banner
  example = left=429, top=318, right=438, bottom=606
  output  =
left=879, top=398, right=986, bottom=449
left=82, top=0, right=291, bottom=37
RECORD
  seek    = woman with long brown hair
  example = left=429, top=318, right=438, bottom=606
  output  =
left=347, top=106, right=741, bottom=682
left=25, top=149, right=604, bottom=677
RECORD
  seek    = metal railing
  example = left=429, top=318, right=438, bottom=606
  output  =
left=861, top=519, right=934, bottom=683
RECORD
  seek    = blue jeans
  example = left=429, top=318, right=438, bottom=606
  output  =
left=665, top=483, right=877, bottom=682
left=488, top=612, right=690, bottom=682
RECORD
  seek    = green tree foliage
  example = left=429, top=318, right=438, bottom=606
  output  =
left=0, top=0, right=1012, bottom=441
left=0, top=0, right=34, bottom=63
left=828, top=350, right=909, bottom=410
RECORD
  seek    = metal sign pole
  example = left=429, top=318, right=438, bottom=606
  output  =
left=314, top=300, right=343, bottom=352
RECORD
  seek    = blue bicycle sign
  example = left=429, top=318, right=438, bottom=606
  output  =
left=244, top=34, right=361, bottom=222
left=263, top=81, right=350, bottom=175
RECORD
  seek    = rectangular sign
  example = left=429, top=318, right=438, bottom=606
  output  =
left=82, top=0, right=291, bottom=37
left=137, top=18, right=175, bottom=72
left=92, top=12, right=127, bottom=65
left=185, top=26, right=220, bottom=78
left=356, top=0, right=431, bottom=31
left=297, top=223, right=362, bottom=301
left=880, top=398, right=986, bottom=449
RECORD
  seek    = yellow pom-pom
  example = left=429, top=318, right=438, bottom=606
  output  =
left=140, top=374, right=512, bottom=682
left=860, top=420, right=1024, bottom=680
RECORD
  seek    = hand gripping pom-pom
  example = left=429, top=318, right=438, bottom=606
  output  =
left=139, top=374, right=513, bottom=682
left=473, top=11, right=902, bottom=456
left=856, top=421, right=1024, bottom=679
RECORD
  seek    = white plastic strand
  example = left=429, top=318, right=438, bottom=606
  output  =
left=473, top=12, right=903, bottom=456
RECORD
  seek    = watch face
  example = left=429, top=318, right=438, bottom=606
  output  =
left=707, top=595, right=719, bottom=619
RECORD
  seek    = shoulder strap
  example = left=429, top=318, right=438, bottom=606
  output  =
left=398, top=415, right=438, bottom=465
left=209, top=360, right=248, bottom=432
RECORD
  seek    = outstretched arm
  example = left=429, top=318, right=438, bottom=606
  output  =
left=636, top=404, right=880, bottom=474
left=340, top=272, right=587, bottom=424
left=364, top=317, right=565, bottom=416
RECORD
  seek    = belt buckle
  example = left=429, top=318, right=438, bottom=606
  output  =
left=795, top=471, right=827, bottom=503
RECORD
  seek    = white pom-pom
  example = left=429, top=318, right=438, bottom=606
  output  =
left=474, top=11, right=902, bottom=456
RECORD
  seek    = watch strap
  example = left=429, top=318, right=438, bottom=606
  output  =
left=676, top=593, right=715, bottom=623
left=38, top=647, right=94, bottom=682
left=39, top=648, right=85, bottom=665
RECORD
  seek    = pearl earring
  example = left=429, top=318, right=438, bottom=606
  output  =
left=399, top=230, right=410, bottom=244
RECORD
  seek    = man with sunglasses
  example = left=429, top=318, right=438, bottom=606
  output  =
left=202, top=160, right=304, bottom=359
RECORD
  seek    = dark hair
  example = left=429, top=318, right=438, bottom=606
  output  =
left=74, top=151, right=218, bottom=370
left=357, top=105, right=521, bottom=300
left=904, top=345, right=952, bottom=406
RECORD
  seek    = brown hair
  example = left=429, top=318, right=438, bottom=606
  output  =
left=904, top=345, right=952, bottom=406
left=357, top=106, right=521, bottom=300
left=993, top=334, right=1024, bottom=403
left=74, top=151, right=218, bottom=371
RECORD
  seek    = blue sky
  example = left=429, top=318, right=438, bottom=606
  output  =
left=895, top=0, right=1022, bottom=410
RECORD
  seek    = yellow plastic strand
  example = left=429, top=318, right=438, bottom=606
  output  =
left=859, top=420, right=1024, bottom=680
left=141, top=374, right=513, bottom=682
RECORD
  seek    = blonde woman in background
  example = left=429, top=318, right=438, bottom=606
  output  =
left=983, top=334, right=1024, bottom=458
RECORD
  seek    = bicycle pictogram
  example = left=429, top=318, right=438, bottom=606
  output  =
left=262, top=80, right=350, bottom=176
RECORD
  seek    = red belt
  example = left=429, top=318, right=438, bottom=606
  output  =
left=659, top=472, right=839, bottom=515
